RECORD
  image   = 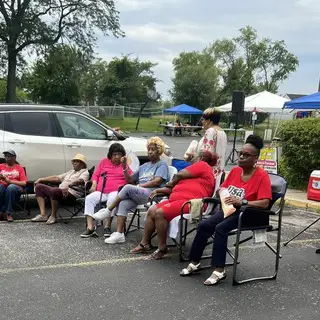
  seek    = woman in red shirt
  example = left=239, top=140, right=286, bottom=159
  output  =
left=0, top=150, right=27, bottom=222
left=130, top=150, right=217, bottom=260
left=180, top=135, right=272, bottom=286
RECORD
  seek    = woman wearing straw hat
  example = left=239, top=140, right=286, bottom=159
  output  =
left=31, top=153, right=89, bottom=225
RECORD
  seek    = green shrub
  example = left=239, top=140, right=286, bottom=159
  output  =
left=278, top=118, right=320, bottom=189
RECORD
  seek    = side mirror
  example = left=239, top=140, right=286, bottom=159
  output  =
left=106, top=129, right=114, bottom=140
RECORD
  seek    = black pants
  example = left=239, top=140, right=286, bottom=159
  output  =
left=189, top=211, right=240, bottom=268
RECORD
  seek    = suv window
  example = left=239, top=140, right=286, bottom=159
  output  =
left=9, top=112, right=53, bottom=136
left=56, top=113, right=107, bottom=140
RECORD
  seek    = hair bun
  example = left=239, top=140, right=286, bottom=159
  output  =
left=245, top=134, right=264, bottom=150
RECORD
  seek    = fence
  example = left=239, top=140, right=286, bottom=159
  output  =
left=69, top=105, right=125, bottom=119
left=68, top=103, right=163, bottom=119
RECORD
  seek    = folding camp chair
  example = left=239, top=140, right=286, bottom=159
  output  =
left=55, top=166, right=95, bottom=223
left=11, top=167, right=31, bottom=219
left=125, top=166, right=178, bottom=236
left=166, top=171, right=225, bottom=257
left=179, top=173, right=288, bottom=285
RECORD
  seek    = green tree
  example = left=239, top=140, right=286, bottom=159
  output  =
left=98, top=55, right=158, bottom=106
left=209, top=26, right=299, bottom=104
left=0, top=78, right=29, bottom=102
left=170, top=51, right=220, bottom=109
left=23, top=45, right=90, bottom=105
left=80, top=59, right=108, bottom=106
left=0, top=0, right=123, bottom=102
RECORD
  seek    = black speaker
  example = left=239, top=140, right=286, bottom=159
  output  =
left=232, top=91, right=245, bottom=113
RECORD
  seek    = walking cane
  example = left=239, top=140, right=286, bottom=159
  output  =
left=95, top=172, right=107, bottom=229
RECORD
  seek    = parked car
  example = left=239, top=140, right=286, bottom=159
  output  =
left=0, top=104, right=170, bottom=181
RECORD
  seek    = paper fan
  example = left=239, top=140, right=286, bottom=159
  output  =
left=127, top=151, right=140, bottom=172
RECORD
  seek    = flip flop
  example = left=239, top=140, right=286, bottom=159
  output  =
left=130, top=243, right=154, bottom=254
left=149, top=248, right=169, bottom=260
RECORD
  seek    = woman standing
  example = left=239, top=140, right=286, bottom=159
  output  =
left=0, top=150, right=27, bottom=222
left=184, top=108, right=227, bottom=178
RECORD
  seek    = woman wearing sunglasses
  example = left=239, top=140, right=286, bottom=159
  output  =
left=180, top=135, right=272, bottom=286
left=184, top=108, right=227, bottom=178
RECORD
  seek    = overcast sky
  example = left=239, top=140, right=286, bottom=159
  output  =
left=96, top=0, right=320, bottom=100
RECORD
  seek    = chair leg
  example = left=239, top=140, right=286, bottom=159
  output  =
left=125, top=210, right=138, bottom=236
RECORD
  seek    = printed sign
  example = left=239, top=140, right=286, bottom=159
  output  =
left=257, top=147, right=278, bottom=174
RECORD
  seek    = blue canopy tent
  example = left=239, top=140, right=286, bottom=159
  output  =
left=164, top=104, right=203, bottom=115
left=283, top=92, right=320, bottom=109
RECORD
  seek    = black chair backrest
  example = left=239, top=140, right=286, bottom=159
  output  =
left=88, top=166, right=95, bottom=180
left=268, top=173, right=288, bottom=210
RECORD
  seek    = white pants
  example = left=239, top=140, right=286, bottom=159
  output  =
left=84, top=191, right=118, bottom=217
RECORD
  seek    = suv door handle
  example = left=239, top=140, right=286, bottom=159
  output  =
left=66, top=143, right=81, bottom=148
left=8, top=139, right=25, bottom=145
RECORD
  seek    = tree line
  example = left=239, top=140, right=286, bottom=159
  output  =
left=0, top=1, right=299, bottom=108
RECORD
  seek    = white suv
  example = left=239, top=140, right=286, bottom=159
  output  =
left=0, top=104, right=168, bottom=181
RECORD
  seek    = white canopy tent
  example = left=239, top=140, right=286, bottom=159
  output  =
left=217, top=90, right=290, bottom=114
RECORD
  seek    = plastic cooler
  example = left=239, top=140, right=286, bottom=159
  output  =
left=307, top=170, right=320, bottom=201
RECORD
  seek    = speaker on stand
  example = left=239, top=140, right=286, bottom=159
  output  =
left=225, top=91, right=245, bottom=165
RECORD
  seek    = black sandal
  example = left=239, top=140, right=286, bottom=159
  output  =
left=130, top=243, right=154, bottom=254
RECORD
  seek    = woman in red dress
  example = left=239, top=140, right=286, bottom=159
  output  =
left=131, top=150, right=217, bottom=260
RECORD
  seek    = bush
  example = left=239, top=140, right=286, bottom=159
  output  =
left=278, top=118, right=320, bottom=189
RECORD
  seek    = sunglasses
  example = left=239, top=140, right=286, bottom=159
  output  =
left=238, top=151, right=259, bottom=158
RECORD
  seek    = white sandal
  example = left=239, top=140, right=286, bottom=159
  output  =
left=203, top=270, right=226, bottom=286
left=180, top=263, right=201, bottom=277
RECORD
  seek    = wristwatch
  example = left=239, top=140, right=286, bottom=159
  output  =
left=242, top=199, right=248, bottom=206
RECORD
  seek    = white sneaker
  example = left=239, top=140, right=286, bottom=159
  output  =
left=104, top=232, right=125, bottom=244
left=92, top=208, right=111, bottom=221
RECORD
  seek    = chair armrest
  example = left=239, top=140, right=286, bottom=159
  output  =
left=202, top=197, right=221, bottom=205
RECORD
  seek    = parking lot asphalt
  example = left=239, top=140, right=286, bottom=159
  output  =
left=1, top=133, right=320, bottom=320
left=0, top=206, right=320, bottom=320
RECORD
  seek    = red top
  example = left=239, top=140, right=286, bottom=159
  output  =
left=91, top=158, right=133, bottom=194
left=221, top=166, right=272, bottom=201
left=0, top=163, right=27, bottom=188
left=170, top=161, right=215, bottom=201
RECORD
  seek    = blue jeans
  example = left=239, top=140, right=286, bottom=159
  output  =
left=189, top=211, right=240, bottom=268
left=0, top=184, right=22, bottom=216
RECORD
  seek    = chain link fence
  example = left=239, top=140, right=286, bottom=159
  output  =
left=68, top=103, right=163, bottom=119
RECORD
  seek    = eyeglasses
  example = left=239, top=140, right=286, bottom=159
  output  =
left=238, top=151, right=258, bottom=158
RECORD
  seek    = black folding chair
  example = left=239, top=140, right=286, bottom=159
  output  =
left=125, top=166, right=178, bottom=236
left=177, top=173, right=288, bottom=285
left=166, top=172, right=226, bottom=258
left=11, top=167, right=31, bottom=218
left=56, top=166, right=95, bottom=224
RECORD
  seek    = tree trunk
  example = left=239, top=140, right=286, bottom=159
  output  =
left=6, top=49, right=17, bottom=103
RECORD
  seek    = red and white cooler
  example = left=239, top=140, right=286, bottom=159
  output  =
left=307, top=170, right=320, bottom=201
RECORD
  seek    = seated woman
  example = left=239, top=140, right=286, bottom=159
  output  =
left=93, top=136, right=169, bottom=244
left=180, top=135, right=272, bottom=286
left=31, top=154, right=89, bottom=225
left=0, top=150, right=27, bottom=222
left=131, top=150, right=216, bottom=260
left=80, top=143, right=133, bottom=238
